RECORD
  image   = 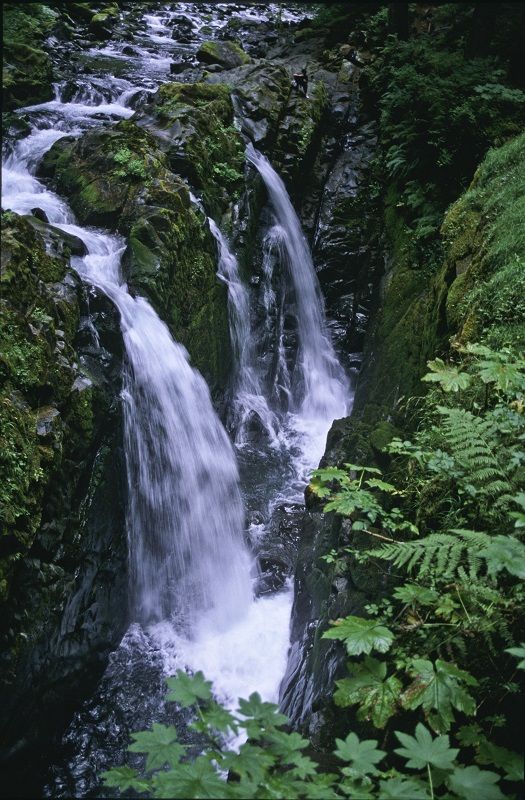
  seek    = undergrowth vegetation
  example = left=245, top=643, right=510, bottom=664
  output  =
left=104, top=344, right=524, bottom=798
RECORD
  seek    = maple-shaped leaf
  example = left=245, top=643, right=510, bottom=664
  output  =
left=191, top=701, right=238, bottom=735
left=401, top=659, right=477, bottom=732
left=481, top=535, right=525, bottom=579
left=334, top=656, right=401, bottom=728
left=288, top=752, right=319, bottom=779
left=477, top=740, right=524, bottom=782
left=266, top=730, right=310, bottom=762
left=151, top=756, right=228, bottom=799
left=334, top=731, right=386, bottom=776
left=323, top=615, right=394, bottom=655
left=447, top=765, right=504, bottom=800
left=221, top=743, right=276, bottom=783
left=128, top=723, right=185, bottom=771
left=393, top=583, right=439, bottom=606
left=166, top=669, right=212, bottom=707
left=378, top=776, right=429, bottom=799
left=422, top=359, right=471, bottom=392
left=237, top=692, right=288, bottom=730
left=477, top=359, right=525, bottom=393
left=394, top=723, right=458, bottom=770
left=101, top=765, right=151, bottom=793
left=300, top=774, right=339, bottom=799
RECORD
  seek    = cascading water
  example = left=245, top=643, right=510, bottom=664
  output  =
left=209, top=219, right=279, bottom=445
left=246, top=143, right=350, bottom=423
left=4, top=127, right=253, bottom=634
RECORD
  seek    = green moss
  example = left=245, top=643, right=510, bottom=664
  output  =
left=442, top=132, right=525, bottom=349
left=0, top=212, right=91, bottom=604
left=2, top=3, right=56, bottom=108
left=196, top=40, right=251, bottom=68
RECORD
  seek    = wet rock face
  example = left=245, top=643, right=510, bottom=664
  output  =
left=0, top=212, right=127, bottom=785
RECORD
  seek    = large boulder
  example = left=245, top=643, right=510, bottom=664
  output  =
left=39, top=117, right=233, bottom=392
left=196, top=39, right=251, bottom=70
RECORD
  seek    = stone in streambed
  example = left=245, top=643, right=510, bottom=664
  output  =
left=196, top=39, right=251, bottom=70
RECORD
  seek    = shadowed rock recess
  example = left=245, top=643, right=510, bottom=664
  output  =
left=1, top=2, right=524, bottom=796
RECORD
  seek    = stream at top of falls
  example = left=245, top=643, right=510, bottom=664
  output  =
left=1, top=4, right=351, bottom=794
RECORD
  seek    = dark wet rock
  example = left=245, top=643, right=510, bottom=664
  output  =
left=207, top=61, right=291, bottom=150
left=36, top=406, right=60, bottom=437
left=25, top=216, right=88, bottom=258
left=31, top=207, right=49, bottom=223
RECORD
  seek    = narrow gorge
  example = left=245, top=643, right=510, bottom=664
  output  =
left=2, top=3, right=524, bottom=799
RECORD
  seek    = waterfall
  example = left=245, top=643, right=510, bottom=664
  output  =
left=246, top=144, right=350, bottom=423
left=3, top=112, right=253, bottom=634
left=208, top=219, right=279, bottom=446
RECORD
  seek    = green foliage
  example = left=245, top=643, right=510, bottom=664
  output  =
left=367, top=17, right=525, bottom=242
left=103, top=670, right=516, bottom=799
left=113, top=147, right=148, bottom=180
left=322, top=615, right=394, bottom=655
left=307, top=342, right=523, bottom=795
left=333, top=657, right=402, bottom=728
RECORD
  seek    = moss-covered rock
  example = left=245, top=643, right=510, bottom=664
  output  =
left=2, top=3, right=57, bottom=109
left=196, top=39, right=251, bottom=70
left=40, top=115, right=233, bottom=391
left=136, top=81, right=245, bottom=217
left=442, top=132, right=525, bottom=350
left=0, top=212, right=84, bottom=599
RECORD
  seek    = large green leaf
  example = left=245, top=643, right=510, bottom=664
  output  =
left=237, top=692, right=288, bottom=731
left=401, top=659, right=477, bottom=732
left=447, top=765, right=504, bottom=800
left=323, top=616, right=394, bottom=655
left=151, top=757, right=228, bottom=799
left=481, top=535, right=525, bottom=579
left=334, top=731, right=386, bottom=776
left=505, top=642, right=525, bottom=670
left=394, top=723, right=458, bottom=770
left=191, top=701, right=238, bottom=735
left=128, top=723, right=185, bottom=771
left=221, top=743, right=276, bottom=783
left=423, top=359, right=471, bottom=392
left=378, top=776, right=429, bottom=799
left=334, top=657, right=401, bottom=728
left=477, top=740, right=524, bottom=781
left=101, top=765, right=151, bottom=794
left=166, top=670, right=213, bottom=707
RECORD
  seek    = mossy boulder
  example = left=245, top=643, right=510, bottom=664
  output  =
left=207, top=62, right=291, bottom=150
left=0, top=212, right=84, bottom=593
left=135, top=81, right=245, bottom=218
left=196, top=39, right=251, bottom=70
left=40, top=118, right=233, bottom=391
left=2, top=3, right=57, bottom=109
left=442, top=132, right=525, bottom=350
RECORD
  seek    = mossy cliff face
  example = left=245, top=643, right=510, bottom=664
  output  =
left=442, top=132, right=525, bottom=350
left=2, top=3, right=56, bottom=110
left=39, top=111, right=234, bottom=392
left=0, top=212, right=127, bottom=767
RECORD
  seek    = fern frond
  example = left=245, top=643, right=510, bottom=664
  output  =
left=374, top=530, right=491, bottom=580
